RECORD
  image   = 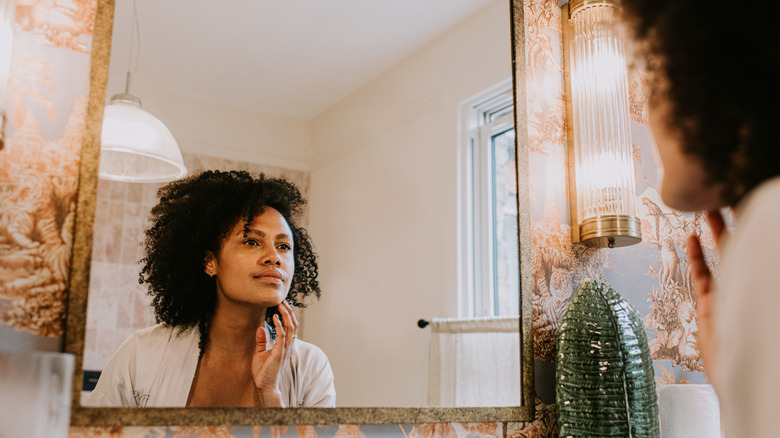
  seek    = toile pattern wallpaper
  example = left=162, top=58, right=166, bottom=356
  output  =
left=0, top=0, right=96, bottom=337
left=0, top=0, right=715, bottom=436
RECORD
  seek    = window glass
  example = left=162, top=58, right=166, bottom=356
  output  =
left=490, top=128, right=518, bottom=317
left=459, top=82, right=519, bottom=318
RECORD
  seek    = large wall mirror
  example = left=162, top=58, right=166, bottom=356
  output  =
left=66, top=0, right=532, bottom=425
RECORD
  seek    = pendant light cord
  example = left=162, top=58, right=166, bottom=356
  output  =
left=125, top=0, right=141, bottom=94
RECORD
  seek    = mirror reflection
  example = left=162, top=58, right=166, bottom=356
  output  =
left=86, top=171, right=336, bottom=408
left=82, top=0, right=516, bottom=408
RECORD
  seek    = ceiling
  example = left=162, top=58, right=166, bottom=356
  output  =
left=106, top=0, right=498, bottom=120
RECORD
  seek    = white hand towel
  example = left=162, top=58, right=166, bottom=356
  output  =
left=658, top=384, right=722, bottom=438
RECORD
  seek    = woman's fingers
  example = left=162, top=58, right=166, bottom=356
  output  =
left=251, top=303, right=296, bottom=398
left=287, top=300, right=299, bottom=331
left=255, top=323, right=269, bottom=354
left=272, top=312, right=285, bottom=350
left=687, top=234, right=711, bottom=289
left=705, top=209, right=727, bottom=248
left=690, top=209, right=730, bottom=296
left=283, top=300, right=298, bottom=336
left=251, top=314, right=285, bottom=406
left=686, top=232, right=716, bottom=380
left=277, top=300, right=297, bottom=350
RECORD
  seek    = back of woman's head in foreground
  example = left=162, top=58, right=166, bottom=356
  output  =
left=139, top=170, right=320, bottom=334
left=621, top=1, right=779, bottom=206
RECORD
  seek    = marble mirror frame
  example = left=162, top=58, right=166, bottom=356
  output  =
left=65, top=0, right=534, bottom=426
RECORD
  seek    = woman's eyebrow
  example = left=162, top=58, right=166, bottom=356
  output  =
left=245, top=228, right=291, bottom=241
left=244, top=228, right=266, bottom=238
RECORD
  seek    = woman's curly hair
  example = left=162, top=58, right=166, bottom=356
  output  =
left=139, top=170, right=320, bottom=352
left=621, top=1, right=779, bottom=205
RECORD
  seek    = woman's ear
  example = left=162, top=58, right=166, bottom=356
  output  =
left=204, top=251, right=216, bottom=277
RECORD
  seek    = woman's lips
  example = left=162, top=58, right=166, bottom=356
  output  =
left=254, top=271, right=284, bottom=282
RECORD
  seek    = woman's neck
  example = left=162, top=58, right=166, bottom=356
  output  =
left=206, top=304, right=267, bottom=357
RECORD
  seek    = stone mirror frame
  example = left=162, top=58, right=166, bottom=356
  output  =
left=65, top=0, right=534, bottom=426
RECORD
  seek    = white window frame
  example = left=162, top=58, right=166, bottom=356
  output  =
left=457, top=79, right=515, bottom=318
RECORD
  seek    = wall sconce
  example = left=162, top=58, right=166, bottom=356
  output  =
left=99, top=0, right=186, bottom=183
left=561, top=0, right=641, bottom=248
left=0, top=0, right=16, bottom=150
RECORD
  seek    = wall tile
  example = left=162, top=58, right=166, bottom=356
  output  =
left=126, top=183, right=143, bottom=204
left=109, top=180, right=127, bottom=201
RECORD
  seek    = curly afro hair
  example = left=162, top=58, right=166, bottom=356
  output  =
left=621, top=1, right=779, bottom=205
left=139, top=170, right=320, bottom=352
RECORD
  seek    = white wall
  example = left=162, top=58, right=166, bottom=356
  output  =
left=305, top=0, right=511, bottom=407
left=119, top=85, right=312, bottom=170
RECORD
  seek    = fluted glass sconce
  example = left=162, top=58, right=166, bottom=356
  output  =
left=562, top=0, right=641, bottom=248
left=0, top=0, right=16, bottom=150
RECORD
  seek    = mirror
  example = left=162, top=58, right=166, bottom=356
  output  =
left=66, top=0, right=533, bottom=425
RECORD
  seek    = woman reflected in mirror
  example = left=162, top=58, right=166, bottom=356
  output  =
left=86, top=170, right=335, bottom=408
left=621, top=2, right=777, bottom=436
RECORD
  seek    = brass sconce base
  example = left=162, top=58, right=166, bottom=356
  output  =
left=579, top=214, right=642, bottom=248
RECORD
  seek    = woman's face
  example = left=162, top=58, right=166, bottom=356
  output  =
left=205, top=207, right=295, bottom=309
left=647, top=86, right=723, bottom=212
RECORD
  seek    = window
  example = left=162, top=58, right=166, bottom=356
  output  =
left=458, top=80, right=519, bottom=318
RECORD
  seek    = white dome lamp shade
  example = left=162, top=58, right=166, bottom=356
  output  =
left=99, top=93, right=187, bottom=183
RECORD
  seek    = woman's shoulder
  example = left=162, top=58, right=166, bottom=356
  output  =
left=287, top=338, right=336, bottom=407
left=738, top=176, right=780, bottom=218
left=119, top=323, right=198, bottom=351
left=720, top=176, right=780, bottom=284
left=292, top=339, right=329, bottom=362
left=290, top=339, right=333, bottom=376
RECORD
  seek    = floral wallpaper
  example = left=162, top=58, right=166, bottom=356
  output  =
left=0, top=0, right=716, bottom=436
left=69, top=423, right=508, bottom=438
left=0, top=0, right=96, bottom=337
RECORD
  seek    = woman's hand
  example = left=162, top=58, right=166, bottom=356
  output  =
left=251, top=300, right=299, bottom=407
left=686, top=209, right=727, bottom=386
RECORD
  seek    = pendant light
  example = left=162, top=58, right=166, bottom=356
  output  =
left=98, top=0, right=186, bottom=183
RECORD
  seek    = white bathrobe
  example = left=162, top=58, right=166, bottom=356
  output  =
left=86, top=323, right=336, bottom=408
left=715, top=176, right=780, bottom=438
